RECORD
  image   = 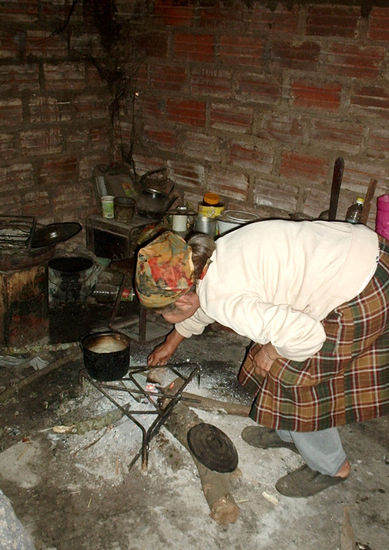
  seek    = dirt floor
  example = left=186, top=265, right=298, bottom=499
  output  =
left=0, top=302, right=388, bottom=550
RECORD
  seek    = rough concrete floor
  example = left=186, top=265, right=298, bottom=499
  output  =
left=0, top=303, right=388, bottom=550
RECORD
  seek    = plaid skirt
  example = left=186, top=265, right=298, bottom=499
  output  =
left=238, top=235, right=389, bottom=432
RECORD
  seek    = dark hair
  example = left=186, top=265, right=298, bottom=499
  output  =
left=187, top=233, right=216, bottom=279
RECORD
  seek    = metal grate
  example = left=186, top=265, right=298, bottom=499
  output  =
left=0, top=215, right=36, bottom=249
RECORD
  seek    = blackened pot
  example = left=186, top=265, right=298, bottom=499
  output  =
left=81, top=331, right=130, bottom=381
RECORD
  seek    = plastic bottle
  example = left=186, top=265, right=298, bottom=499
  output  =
left=198, top=192, right=224, bottom=218
left=202, top=192, right=221, bottom=207
left=345, top=197, right=364, bottom=224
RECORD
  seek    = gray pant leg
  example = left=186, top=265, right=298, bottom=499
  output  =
left=276, top=428, right=347, bottom=476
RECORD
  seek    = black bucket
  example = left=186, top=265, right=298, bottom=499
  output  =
left=48, top=256, right=95, bottom=304
left=81, top=331, right=131, bottom=381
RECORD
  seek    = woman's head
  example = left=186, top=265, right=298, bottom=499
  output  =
left=135, top=230, right=215, bottom=314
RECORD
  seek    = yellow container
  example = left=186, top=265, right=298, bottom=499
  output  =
left=198, top=204, right=225, bottom=218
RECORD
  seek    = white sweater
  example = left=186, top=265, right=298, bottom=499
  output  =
left=175, top=220, right=379, bottom=361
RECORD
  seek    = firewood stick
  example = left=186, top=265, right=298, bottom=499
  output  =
left=161, top=377, right=250, bottom=417
left=164, top=401, right=240, bottom=525
left=171, top=391, right=250, bottom=417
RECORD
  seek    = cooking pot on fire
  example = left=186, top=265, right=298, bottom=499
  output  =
left=81, top=330, right=131, bottom=381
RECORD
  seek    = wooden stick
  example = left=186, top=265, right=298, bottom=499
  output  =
left=164, top=401, right=240, bottom=525
left=160, top=376, right=250, bottom=417
left=175, top=391, right=250, bottom=417
left=361, top=178, right=377, bottom=225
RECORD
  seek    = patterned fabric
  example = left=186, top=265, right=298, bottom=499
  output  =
left=238, top=235, right=389, bottom=432
left=135, top=231, right=194, bottom=308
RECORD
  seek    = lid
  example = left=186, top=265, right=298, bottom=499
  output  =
left=31, top=222, right=82, bottom=248
left=356, top=197, right=365, bottom=204
left=203, top=192, right=220, bottom=205
left=218, top=210, right=259, bottom=223
left=187, top=423, right=238, bottom=473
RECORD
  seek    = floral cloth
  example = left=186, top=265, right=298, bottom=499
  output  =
left=135, top=231, right=194, bottom=308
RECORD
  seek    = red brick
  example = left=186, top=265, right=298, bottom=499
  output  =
left=154, top=1, right=194, bottom=27
left=310, top=118, right=363, bottom=154
left=174, top=33, right=214, bottom=62
left=306, top=6, right=360, bottom=38
left=180, top=131, right=222, bottom=162
left=340, top=160, right=387, bottom=193
left=135, top=96, right=164, bottom=120
left=0, top=163, right=34, bottom=192
left=89, top=126, right=110, bottom=149
left=191, top=68, right=232, bottom=98
left=167, top=160, right=205, bottom=189
left=291, top=81, right=341, bottom=111
left=44, top=62, right=86, bottom=90
left=351, top=85, right=389, bottom=118
left=0, top=30, right=20, bottom=58
left=29, top=96, right=72, bottom=123
left=0, top=99, right=23, bottom=126
left=70, top=33, right=104, bottom=58
left=244, top=5, right=300, bottom=34
left=303, top=186, right=337, bottom=218
left=258, top=113, right=304, bottom=145
left=210, top=103, right=253, bottom=133
left=253, top=178, right=299, bottom=212
left=134, top=31, right=168, bottom=58
left=79, top=154, right=111, bottom=181
left=327, top=43, right=385, bottom=79
left=38, top=157, right=78, bottom=186
left=237, top=73, right=280, bottom=104
left=40, top=0, right=80, bottom=19
left=219, top=36, right=264, bottom=66
left=368, top=8, right=389, bottom=41
left=144, top=126, right=177, bottom=150
left=74, top=94, right=108, bottom=119
left=207, top=169, right=248, bottom=202
left=132, top=154, right=165, bottom=176
left=0, top=1, right=38, bottom=23
left=166, top=98, right=206, bottom=127
left=271, top=40, right=320, bottom=70
left=26, top=31, right=68, bottom=58
left=0, top=64, right=40, bottom=93
left=150, top=64, right=187, bottom=92
left=367, top=128, right=389, bottom=157
left=66, top=128, right=89, bottom=148
left=0, top=132, right=16, bottom=158
left=280, top=152, right=328, bottom=182
left=199, top=5, right=245, bottom=31
left=85, top=65, right=107, bottom=89
left=230, top=141, right=273, bottom=173
left=20, top=129, right=62, bottom=155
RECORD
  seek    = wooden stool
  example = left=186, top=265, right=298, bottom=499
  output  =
left=108, top=257, right=148, bottom=344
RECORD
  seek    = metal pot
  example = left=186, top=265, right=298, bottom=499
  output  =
left=81, top=330, right=131, bottom=381
left=137, top=169, right=176, bottom=218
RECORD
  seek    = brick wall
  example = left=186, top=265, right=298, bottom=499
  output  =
left=0, top=0, right=113, bottom=232
left=1, top=1, right=389, bottom=232
left=125, top=1, right=389, bottom=227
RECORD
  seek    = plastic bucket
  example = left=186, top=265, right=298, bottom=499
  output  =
left=48, top=256, right=96, bottom=304
left=376, top=194, right=389, bottom=240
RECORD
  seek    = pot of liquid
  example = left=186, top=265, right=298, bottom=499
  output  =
left=81, top=331, right=131, bottom=381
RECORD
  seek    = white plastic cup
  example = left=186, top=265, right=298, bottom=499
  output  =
left=101, top=195, right=114, bottom=219
left=172, top=214, right=188, bottom=232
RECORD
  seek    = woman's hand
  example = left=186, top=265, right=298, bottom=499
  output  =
left=147, top=329, right=185, bottom=366
left=250, top=343, right=281, bottom=378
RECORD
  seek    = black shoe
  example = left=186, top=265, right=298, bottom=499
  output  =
left=275, top=464, right=348, bottom=497
left=241, top=426, right=298, bottom=453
